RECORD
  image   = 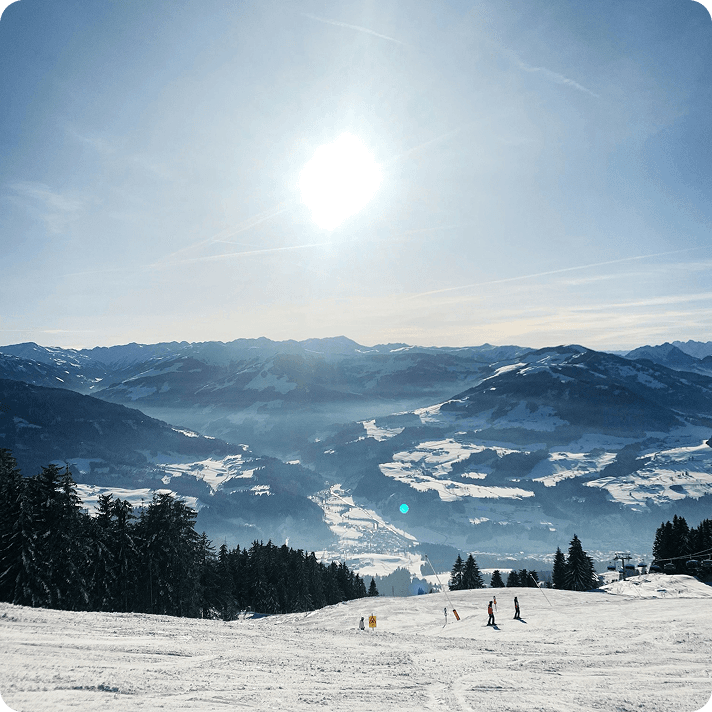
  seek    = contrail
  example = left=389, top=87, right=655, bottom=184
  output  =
left=407, top=247, right=703, bottom=299
left=500, top=45, right=599, bottom=98
left=516, top=60, right=599, bottom=98
left=153, top=241, right=330, bottom=267
left=383, top=125, right=471, bottom=167
left=302, top=12, right=406, bottom=45
left=152, top=203, right=291, bottom=266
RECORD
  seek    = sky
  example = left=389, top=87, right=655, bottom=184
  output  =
left=1, top=0, right=711, bottom=351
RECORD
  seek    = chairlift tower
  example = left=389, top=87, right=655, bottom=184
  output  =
left=613, top=552, right=632, bottom=578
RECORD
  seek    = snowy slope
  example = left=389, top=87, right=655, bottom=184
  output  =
left=1, top=577, right=711, bottom=711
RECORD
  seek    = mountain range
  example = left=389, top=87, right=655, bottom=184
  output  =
left=1, top=337, right=712, bottom=569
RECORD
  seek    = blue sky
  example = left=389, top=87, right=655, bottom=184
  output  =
left=1, top=0, right=711, bottom=350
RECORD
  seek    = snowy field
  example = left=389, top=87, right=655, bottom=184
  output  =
left=1, top=575, right=711, bottom=712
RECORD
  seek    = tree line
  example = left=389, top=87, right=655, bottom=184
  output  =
left=652, top=514, right=712, bottom=576
left=450, top=534, right=599, bottom=592
left=0, top=449, right=368, bottom=618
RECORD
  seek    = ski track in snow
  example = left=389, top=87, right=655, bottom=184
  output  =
left=1, top=577, right=711, bottom=712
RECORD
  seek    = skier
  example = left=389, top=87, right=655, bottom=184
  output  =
left=493, top=595, right=497, bottom=612
left=513, top=596, right=521, bottom=620
left=486, top=601, right=495, bottom=626
left=443, top=607, right=448, bottom=625
left=358, top=616, right=365, bottom=631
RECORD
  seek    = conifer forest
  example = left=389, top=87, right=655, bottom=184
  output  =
left=0, top=449, right=368, bottom=618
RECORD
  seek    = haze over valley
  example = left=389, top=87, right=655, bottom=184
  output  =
left=3, top=335, right=712, bottom=577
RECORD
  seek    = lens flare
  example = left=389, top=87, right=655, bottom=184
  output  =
left=399, top=503, right=409, bottom=514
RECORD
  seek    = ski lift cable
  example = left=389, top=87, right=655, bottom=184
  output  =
left=423, top=554, right=458, bottom=613
left=528, top=572, right=554, bottom=608
left=651, top=545, right=712, bottom=564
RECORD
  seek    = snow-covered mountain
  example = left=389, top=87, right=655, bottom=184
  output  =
left=82, top=340, right=527, bottom=456
left=3, top=338, right=712, bottom=564
left=301, top=346, right=712, bottom=557
left=625, top=341, right=712, bottom=376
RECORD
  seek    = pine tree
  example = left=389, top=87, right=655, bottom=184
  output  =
left=11, top=476, right=45, bottom=606
left=88, top=493, right=120, bottom=611
left=462, top=554, right=485, bottom=589
left=505, top=570, right=519, bottom=587
left=197, top=533, right=222, bottom=618
left=111, top=498, right=138, bottom=612
left=0, top=449, right=25, bottom=603
left=689, top=519, right=712, bottom=555
left=564, top=534, right=599, bottom=591
left=214, top=543, right=237, bottom=620
left=449, top=555, right=465, bottom=591
left=671, top=515, right=690, bottom=573
left=368, top=577, right=379, bottom=596
left=551, top=547, right=567, bottom=589
left=490, top=570, right=505, bottom=588
left=305, top=552, right=326, bottom=609
left=135, top=492, right=202, bottom=616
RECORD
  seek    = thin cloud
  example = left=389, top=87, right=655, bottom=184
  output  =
left=6, top=181, right=86, bottom=233
left=407, top=248, right=703, bottom=299
left=302, top=13, right=406, bottom=46
left=572, top=291, right=712, bottom=312
left=67, top=127, right=172, bottom=180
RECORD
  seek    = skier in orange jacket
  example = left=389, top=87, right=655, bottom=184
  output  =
left=486, top=601, right=495, bottom=626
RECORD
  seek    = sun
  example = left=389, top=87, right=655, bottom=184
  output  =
left=299, top=133, right=383, bottom=230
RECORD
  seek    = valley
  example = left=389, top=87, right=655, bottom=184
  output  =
left=2, top=337, right=712, bottom=574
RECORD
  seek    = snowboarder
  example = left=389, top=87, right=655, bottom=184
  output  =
left=487, top=601, right=495, bottom=626
left=358, top=616, right=365, bottom=631
left=513, top=596, right=520, bottom=620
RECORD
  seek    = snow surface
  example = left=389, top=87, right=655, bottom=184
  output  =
left=75, top=484, right=203, bottom=514
left=379, top=439, right=533, bottom=502
left=2, top=575, right=711, bottom=711
left=156, top=455, right=249, bottom=492
left=362, top=419, right=405, bottom=441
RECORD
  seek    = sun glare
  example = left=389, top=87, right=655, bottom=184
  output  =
left=299, top=133, right=383, bottom=230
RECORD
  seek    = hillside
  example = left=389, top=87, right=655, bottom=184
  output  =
left=303, top=346, right=712, bottom=558
left=1, top=575, right=711, bottom=711
left=0, top=379, right=330, bottom=549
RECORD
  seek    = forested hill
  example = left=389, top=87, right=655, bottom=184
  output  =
left=0, top=449, right=367, bottom=617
